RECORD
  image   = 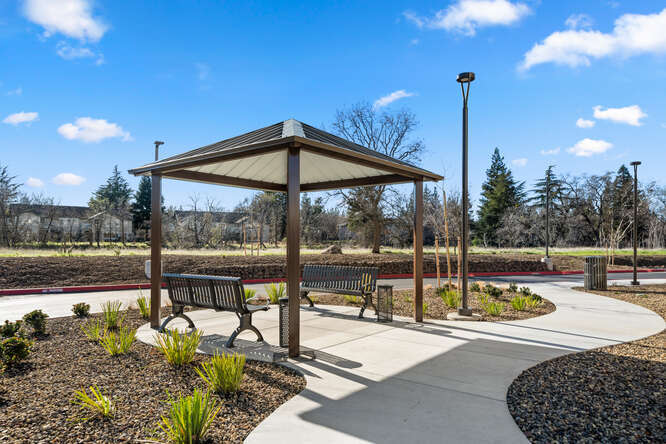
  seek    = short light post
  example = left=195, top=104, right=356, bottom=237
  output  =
left=630, top=161, right=641, bottom=286
left=457, top=72, right=474, bottom=317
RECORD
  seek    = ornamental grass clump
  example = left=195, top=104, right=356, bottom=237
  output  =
left=159, top=388, right=221, bottom=444
left=81, top=319, right=106, bottom=342
left=438, top=288, right=460, bottom=309
left=525, top=295, right=542, bottom=309
left=482, top=301, right=505, bottom=316
left=264, top=282, right=286, bottom=304
left=99, top=327, right=136, bottom=356
left=244, top=288, right=257, bottom=301
left=72, top=302, right=91, bottom=318
left=72, top=386, right=115, bottom=419
left=101, top=300, right=125, bottom=330
left=510, top=296, right=528, bottom=311
left=23, top=309, right=48, bottom=336
left=155, top=329, right=202, bottom=367
left=196, top=352, right=246, bottom=394
left=343, top=295, right=359, bottom=304
left=136, top=295, right=150, bottom=320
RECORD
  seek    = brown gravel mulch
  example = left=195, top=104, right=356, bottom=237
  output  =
left=0, top=309, right=305, bottom=443
left=507, top=284, right=666, bottom=443
left=312, top=283, right=556, bottom=322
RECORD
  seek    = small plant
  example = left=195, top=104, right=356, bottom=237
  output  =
left=484, top=284, right=503, bottom=298
left=23, top=309, right=48, bottom=335
left=423, top=302, right=428, bottom=315
left=477, top=293, right=489, bottom=306
left=0, top=336, right=33, bottom=368
left=510, top=296, right=528, bottom=311
left=244, top=288, right=257, bottom=301
left=99, top=327, right=136, bottom=356
left=159, top=388, right=221, bottom=444
left=82, top=319, right=106, bottom=342
left=343, top=295, right=360, bottom=304
left=1, top=320, right=23, bottom=338
left=529, top=293, right=543, bottom=303
left=439, top=289, right=460, bottom=309
left=101, top=300, right=125, bottom=330
left=519, top=286, right=532, bottom=297
left=469, top=282, right=481, bottom=292
left=137, top=295, right=151, bottom=320
left=508, top=282, right=518, bottom=293
left=72, top=386, right=115, bottom=419
left=264, top=282, right=286, bottom=304
left=154, top=329, right=202, bottom=366
left=525, top=296, right=541, bottom=309
left=196, top=352, right=246, bottom=394
left=403, top=295, right=412, bottom=303
left=482, top=301, right=505, bottom=316
left=72, top=302, right=91, bottom=318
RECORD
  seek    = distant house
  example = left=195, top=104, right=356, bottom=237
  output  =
left=11, top=204, right=133, bottom=243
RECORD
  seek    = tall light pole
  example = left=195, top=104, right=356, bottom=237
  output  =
left=457, top=72, right=474, bottom=317
left=154, top=141, right=164, bottom=161
left=630, top=161, right=641, bottom=286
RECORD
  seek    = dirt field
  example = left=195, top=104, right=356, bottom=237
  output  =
left=0, top=253, right=664, bottom=290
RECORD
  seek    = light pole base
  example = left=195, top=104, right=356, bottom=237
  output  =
left=447, top=312, right=481, bottom=321
left=631, top=281, right=640, bottom=286
left=541, top=257, right=553, bottom=271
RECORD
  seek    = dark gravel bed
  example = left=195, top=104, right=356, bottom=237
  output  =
left=507, top=284, right=666, bottom=443
left=313, top=283, right=555, bottom=322
left=0, top=308, right=305, bottom=443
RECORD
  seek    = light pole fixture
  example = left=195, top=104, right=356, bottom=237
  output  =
left=630, top=161, right=641, bottom=286
left=154, top=141, right=165, bottom=161
left=545, top=173, right=550, bottom=258
left=456, top=71, right=474, bottom=317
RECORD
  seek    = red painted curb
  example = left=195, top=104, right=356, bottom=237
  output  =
left=0, top=268, right=663, bottom=297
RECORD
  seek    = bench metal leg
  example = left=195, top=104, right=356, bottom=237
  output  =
left=225, top=313, right=264, bottom=348
left=158, top=306, right=195, bottom=332
left=358, top=293, right=376, bottom=319
left=300, top=291, right=315, bottom=307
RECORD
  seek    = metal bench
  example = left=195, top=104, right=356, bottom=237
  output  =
left=300, top=265, right=379, bottom=318
left=161, top=273, right=269, bottom=348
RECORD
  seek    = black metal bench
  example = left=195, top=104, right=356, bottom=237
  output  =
left=300, top=265, right=379, bottom=318
left=161, top=273, right=269, bottom=348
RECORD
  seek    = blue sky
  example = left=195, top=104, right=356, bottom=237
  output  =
left=1, top=0, right=665, bottom=210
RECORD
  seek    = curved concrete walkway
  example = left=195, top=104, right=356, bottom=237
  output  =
left=134, top=275, right=665, bottom=443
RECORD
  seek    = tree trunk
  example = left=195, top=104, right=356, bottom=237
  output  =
left=435, top=236, right=441, bottom=288
left=443, top=189, right=452, bottom=289
left=371, top=218, right=381, bottom=254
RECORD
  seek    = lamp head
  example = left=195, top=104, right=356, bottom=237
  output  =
left=630, top=161, right=641, bottom=167
left=154, top=141, right=164, bottom=147
left=457, top=72, right=475, bottom=83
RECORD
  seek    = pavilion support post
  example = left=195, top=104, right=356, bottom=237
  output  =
left=414, top=180, right=424, bottom=322
left=150, top=173, right=162, bottom=329
left=287, top=146, right=301, bottom=358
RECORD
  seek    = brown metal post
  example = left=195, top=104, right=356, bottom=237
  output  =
left=287, top=146, right=301, bottom=357
left=150, top=173, right=162, bottom=329
left=414, top=180, right=424, bottom=322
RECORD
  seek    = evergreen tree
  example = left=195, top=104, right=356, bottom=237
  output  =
left=476, top=148, right=525, bottom=246
left=89, top=165, right=133, bottom=242
left=130, top=176, right=163, bottom=235
left=530, top=165, right=562, bottom=208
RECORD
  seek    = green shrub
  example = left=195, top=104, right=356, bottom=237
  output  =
left=469, top=282, right=481, bottom=292
left=482, top=301, right=505, bottom=316
left=530, top=293, right=543, bottom=303
left=154, top=329, right=202, bottom=366
left=23, top=309, right=48, bottom=335
left=0, top=336, right=33, bottom=368
left=343, top=294, right=360, bottom=304
left=1, top=320, right=23, bottom=338
left=99, top=327, right=136, bottom=356
left=72, top=303, right=91, bottom=318
left=508, top=282, right=518, bottom=293
left=196, top=352, right=246, bottom=394
left=484, top=284, right=503, bottom=298
left=82, top=319, right=106, bottom=342
left=159, top=388, right=221, bottom=444
left=439, top=289, right=460, bottom=309
left=72, top=386, right=114, bottom=419
left=137, top=295, right=150, bottom=320
left=510, top=296, right=528, bottom=311
left=264, top=282, right=286, bottom=304
left=519, top=286, right=532, bottom=297
left=243, top=288, right=257, bottom=301
left=101, top=300, right=125, bottom=330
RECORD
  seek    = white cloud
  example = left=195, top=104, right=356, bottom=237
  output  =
left=373, top=90, right=415, bottom=109
left=55, top=41, right=104, bottom=64
left=567, top=138, right=613, bottom=157
left=404, top=0, right=530, bottom=36
left=26, top=177, right=44, bottom=187
left=511, top=157, right=528, bottom=167
left=521, top=8, right=666, bottom=70
left=6, top=87, right=22, bottom=96
left=57, top=117, right=132, bottom=143
left=53, top=173, right=85, bottom=186
left=593, top=105, right=647, bottom=126
left=23, top=0, right=108, bottom=42
left=540, top=147, right=561, bottom=155
left=576, top=118, right=595, bottom=128
left=565, top=13, right=593, bottom=30
left=3, top=111, right=39, bottom=126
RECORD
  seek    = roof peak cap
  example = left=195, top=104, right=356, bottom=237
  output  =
left=281, top=118, right=305, bottom=138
